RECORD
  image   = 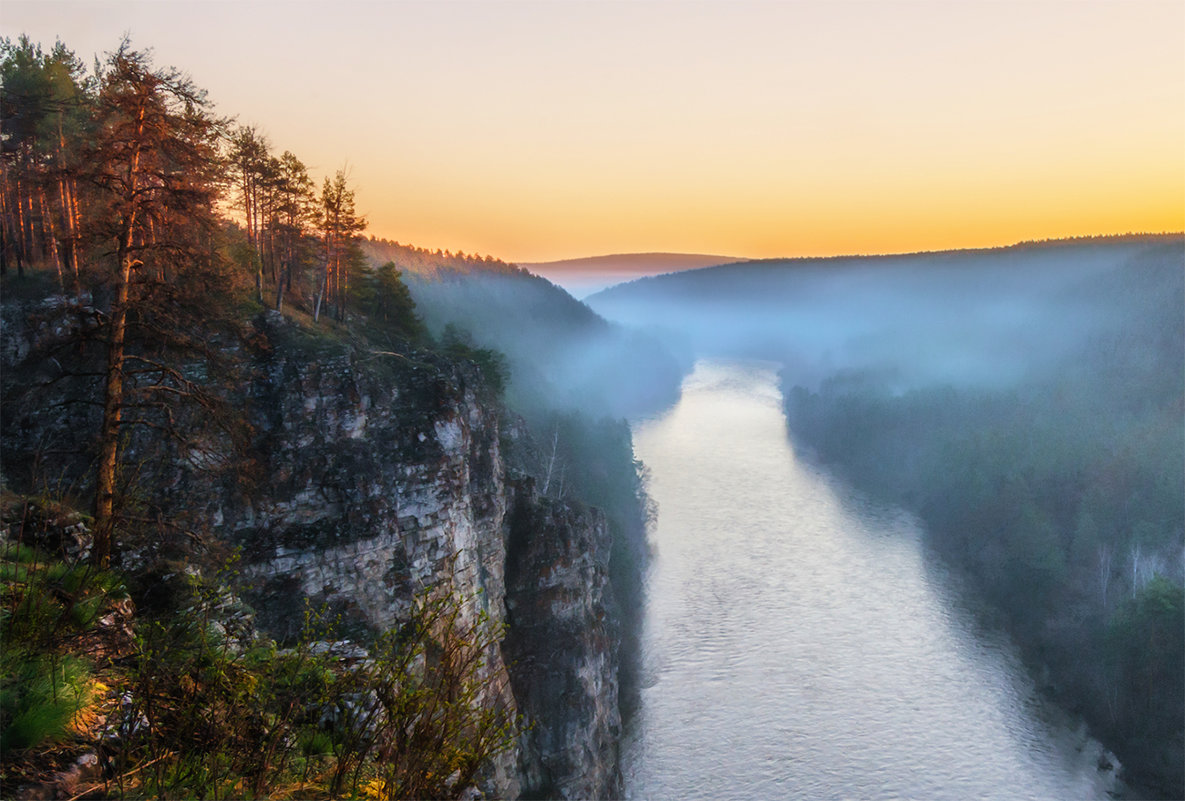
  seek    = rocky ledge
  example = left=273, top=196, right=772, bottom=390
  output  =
left=1, top=307, right=626, bottom=799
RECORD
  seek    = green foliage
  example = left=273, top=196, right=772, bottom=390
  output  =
left=99, top=567, right=518, bottom=799
left=1102, top=577, right=1185, bottom=788
left=784, top=323, right=1185, bottom=795
left=0, top=538, right=118, bottom=755
left=440, top=323, right=509, bottom=397
left=0, top=525, right=519, bottom=797
left=0, top=649, right=91, bottom=754
left=1, top=543, right=126, bottom=651
left=351, top=260, right=426, bottom=341
left=4, top=543, right=41, bottom=565
left=323, top=583, right=520, bottom=800
left=1108, top=577, right=1185, bottom=694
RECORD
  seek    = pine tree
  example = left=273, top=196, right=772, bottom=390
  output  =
left=86, top=40, right=227, bottom=565
left=314, top=169, right=366, bottom=323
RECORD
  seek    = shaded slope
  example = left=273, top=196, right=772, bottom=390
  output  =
left=587, top=235, right=1184, bottom=390
left=362, top=239, right=689, bottom=419
left=521, top=252, right=743, bottom=296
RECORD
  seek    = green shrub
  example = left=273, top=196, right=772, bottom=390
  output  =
left=2, top=555, right=125, bottom=648
left=440, top=324, right=509, bottom=397
left=0, top=649, right=91, bottom=753
left=0, top=543, right=41, bottom=565
left=0, top=541, right=520, bottom=799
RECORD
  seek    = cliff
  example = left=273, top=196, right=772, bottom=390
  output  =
left=231, top=313, right=624, bottom=798
left=1, top=302, right=626, bottom=799
left=504, top=488, right=621, bottom=799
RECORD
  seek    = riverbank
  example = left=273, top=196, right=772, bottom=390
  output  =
left=623, top=361, right=1116, bottom=800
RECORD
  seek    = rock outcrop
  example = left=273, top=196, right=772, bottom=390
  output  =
left=504, top=487, right=622, bottom=799
left=227, top=315, right=624, bottom=798
left=1, top=307, right=626, bottom=799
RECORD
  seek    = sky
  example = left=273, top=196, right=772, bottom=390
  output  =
left=3, top=0, right=1183, bottom=263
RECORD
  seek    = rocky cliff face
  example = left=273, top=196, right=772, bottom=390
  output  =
left=504, top=489, right=622, bottom=799
left=1, top=305, right=625, bottom=799
left=226, top=315, right=625, bottom=799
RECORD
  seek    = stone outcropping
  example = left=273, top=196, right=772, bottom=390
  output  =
left=0, top=307, right=625, bottom=799
left=504, top=488, right=622, bottom=799
left=222, top=315, right=624, bottom=798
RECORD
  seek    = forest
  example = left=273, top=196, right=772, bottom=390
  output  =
left=361, top=237, right=688, bottom=420
left=782, top=247, right=1184, bottom=798
left=0, top=34, right=655, bottom=798
left=590, top=238, right=1185, bottom=798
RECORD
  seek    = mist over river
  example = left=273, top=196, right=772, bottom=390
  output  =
left=621, top=361, right=1118, bottom=800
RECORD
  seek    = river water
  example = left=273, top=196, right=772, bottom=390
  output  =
left=621, top=360, right=1116, bottom=800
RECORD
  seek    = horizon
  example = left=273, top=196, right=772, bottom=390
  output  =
left=522, top=231, right=1184, bottom=299
left=5, top=1, right=1183, bottom=263
left=517, top=231, right=1185, bottom=268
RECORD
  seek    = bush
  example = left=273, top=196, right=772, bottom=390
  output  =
left=440, top=324, right=509, bottom=397
left=0, top=650, right=92, bottom=754
left=111, top=570, right=518, bottom=799
left=0, top=500, right=520, bottom=799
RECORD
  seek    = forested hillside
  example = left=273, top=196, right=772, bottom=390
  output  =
left=784, top=244, right=1184, bottom=797
left=588, top=237, right=1182, bottom=389
left=361, top=237, right=689, bottom=420
left=0, top=34, right=652, bottom=798
left=591, top=237, right=1185, bottom=798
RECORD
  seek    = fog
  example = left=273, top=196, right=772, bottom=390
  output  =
left=400, top=235, right=1183, bottom=796
left=522, top=254, right=744, bottom=301
left=587, top=239, right=1182, bottom=394
left=402, top=268, right=690, bottom=420
left=522, top=270, right=642, bottom=299
left=586, top=236, right=1185, bottom=798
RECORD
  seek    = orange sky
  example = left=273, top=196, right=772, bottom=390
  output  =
left=4, top=0, right=1183, bottom=263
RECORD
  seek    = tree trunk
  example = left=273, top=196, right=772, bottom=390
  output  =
left=253, top=186, right=264, bottom=304
left=314, top=231, right=331, bottom=323
left=93, top=97, right=146, bottom=566
left=64, top=176, right=83, bottom=294
left=313, top=262, right=327, bottom=323
left=58, top=177, right=79, bottom=288
left=38, top=187, right=63, bottom=289
left=0, top=167, right=10, bottom=277
left=333, top=243, right=342, bottom=321
left=13, top=171, right=27, bottom=278
left=22, top=176, right=37, bottom=267
left=55, top=114, right=81, bottom=289
left=93, top=233, right=134, bottom=566
left=275, top=261, right=286, bottom=313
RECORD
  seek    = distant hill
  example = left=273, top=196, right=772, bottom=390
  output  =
left=522, top=252, right=743, bottom=274
left=586, top=234, right=1185, bottom=390
left=521, top=252, right=743, bottom=297
left=360, top=238, right=689, bottom=419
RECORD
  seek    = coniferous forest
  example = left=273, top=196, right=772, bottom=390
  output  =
left=1, top=35, right=654, bottom=799
left=589, top=239, right=1184, bottom=798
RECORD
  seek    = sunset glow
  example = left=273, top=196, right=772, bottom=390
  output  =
left=4, top=0, right=1182, bottom=262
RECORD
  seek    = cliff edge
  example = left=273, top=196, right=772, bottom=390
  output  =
left=1, top=301, right=627, bottom=799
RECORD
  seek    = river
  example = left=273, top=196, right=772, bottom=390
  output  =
left=621, top=360, right=1117, bottom=800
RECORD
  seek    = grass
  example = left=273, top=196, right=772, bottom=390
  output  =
left=0, top=650, right=93, bottom=754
